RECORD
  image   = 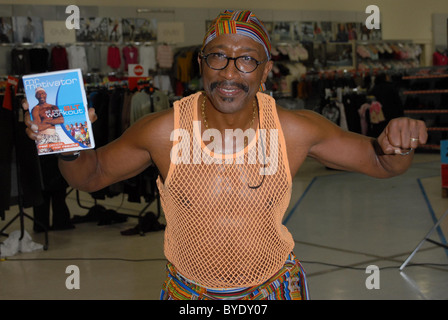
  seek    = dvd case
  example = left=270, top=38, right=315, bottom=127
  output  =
left=22, top=69, right=95, bottom=156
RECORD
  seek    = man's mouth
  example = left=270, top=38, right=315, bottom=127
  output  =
left=210, top=81, right=249, bottom=95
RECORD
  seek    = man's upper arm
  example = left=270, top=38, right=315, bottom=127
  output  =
left=94, top=118, right=154, bottom=186
left=91, top=108, right=173, bottom=189
left=298, top=110, right=380, bottom=176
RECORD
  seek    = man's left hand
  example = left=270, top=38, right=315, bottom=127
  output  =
left=377, top=117, right=428, bottom=155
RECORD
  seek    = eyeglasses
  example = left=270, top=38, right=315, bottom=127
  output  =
left=200, top=52, right=267, bottom=73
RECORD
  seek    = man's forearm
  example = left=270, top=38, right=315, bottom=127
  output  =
left=58, top=149, right=102, bottom=192
left=372, top=139, right=414, bottom=177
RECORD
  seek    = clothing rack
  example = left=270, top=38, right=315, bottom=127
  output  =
left=0, top=86, right=48, bottom=249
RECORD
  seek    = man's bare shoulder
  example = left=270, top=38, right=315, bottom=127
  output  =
left=121, top=108, right=174, bottom=147
left=135, top=108, right=174, bottom=130
left=276, top=105, right=332, bottom=137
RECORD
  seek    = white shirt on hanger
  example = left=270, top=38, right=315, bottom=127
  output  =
left=139, top=45, right=157, bottom=72
left=67, top=45, right=88, bottom=73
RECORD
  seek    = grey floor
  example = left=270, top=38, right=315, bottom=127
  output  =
left=1, top=153, right=447, bottom=300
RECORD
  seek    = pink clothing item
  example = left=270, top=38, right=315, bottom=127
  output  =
left=369, top=101, right=385, bottom=124
left=157, top=44, right=173, bottom=69
left=357, top=45, right=370, bottom=59
left=370, top=101, right=382, bottom=113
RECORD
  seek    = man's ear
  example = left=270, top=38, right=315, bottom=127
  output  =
left=261, top=60, right=273, bottom=84
left=197, top=55, right=202, bottom=75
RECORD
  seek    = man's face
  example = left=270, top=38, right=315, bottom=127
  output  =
left=199, top=34, right=273, bottom=114
left=35, top=90, right=47, bottom=104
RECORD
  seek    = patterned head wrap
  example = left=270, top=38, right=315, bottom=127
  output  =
left=202, top=10, right=271, bottom=60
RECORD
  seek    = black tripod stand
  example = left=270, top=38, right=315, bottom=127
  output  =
left=0, top=86, right=48, bottom=250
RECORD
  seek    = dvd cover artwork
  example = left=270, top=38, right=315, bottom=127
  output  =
left=22, top=69, right=95, bottom=156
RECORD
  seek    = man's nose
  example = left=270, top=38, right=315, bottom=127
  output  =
left=218, top=59, right=240, bottom=79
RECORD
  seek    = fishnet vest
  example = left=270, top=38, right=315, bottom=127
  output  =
left=157, top=91, right=294, bottom=288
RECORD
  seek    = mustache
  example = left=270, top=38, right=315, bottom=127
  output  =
left=209, top=81, right=249, bottom=93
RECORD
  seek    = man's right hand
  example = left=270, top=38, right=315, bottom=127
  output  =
left=87, top=107, right=98, bottom=124
left=23, top=99, right=40, bottom=141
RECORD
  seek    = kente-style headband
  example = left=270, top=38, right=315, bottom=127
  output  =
left=202, top=10, right=272, bottom=60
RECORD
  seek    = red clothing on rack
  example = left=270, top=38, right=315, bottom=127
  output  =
left=433, top=51, right=448, bottom=66
left=107, top=45, right=121, bottom=69
left=50, top=46, right=68, bottom=71
left=122, top=45, right=139, bottom=71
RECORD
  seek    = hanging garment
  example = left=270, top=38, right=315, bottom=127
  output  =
left=85, top=45, right=101, bottom=72
left=0, top=105, right=43, bottom=213
left=157, top=44, right=173, bottom=69
left=0, top=107, right=14, bottom=214
left=89, top=89, right=110, bottom=148
left=370, top=81, right=404, bottom=121
left=342, top=94, right=363, bottom=134
left=335, top=101, right=348, bottom=131
left=154, top=75, right=173, bottom=94
left=108, top=88, right=124, bottom=140
left=369, top=101, right=385, bottom=124
left=121, top=90, right=134, bottom=132
left=322, top=102, right=340, bottom=125
left=11, top=48, right=31, bottom=75
left=433, top=51, right=448, bottom=66
left=50, top=46, right=69, bottom=71
left=139, top=45, right=157, bottom=71
left=176, top=51, right=194, bottom=83
left=122, top=45, right=139, bottom=71
left=29, top=48, right=49, bottom=73
left=130, top=90, right=170, bottom=124
left=32, top=154, right=72, bottom=232
left=358, top=103, right=370, bottom=136
left=67, top=45, right=88, bottom=73
left=107, top=45, right=121, bottom=69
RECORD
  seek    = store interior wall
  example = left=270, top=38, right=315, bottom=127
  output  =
left=0, top=0, right=447, bottom=72
left=433, top=13, right=448, bottom=49
left=0, top=0, right=447, bottom=39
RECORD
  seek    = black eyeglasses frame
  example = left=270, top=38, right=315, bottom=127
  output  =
left=200, top=52, right=268, bottom=74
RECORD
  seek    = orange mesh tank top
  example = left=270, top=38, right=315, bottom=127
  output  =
left=156, top=91, right=294, bottom=288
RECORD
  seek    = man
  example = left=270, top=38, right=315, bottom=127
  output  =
left=25, top=10, right=427, bottom=300
left=31, top=87, right=64, bottom=154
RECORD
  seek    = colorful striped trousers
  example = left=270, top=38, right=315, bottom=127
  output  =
left=160, top=252, right=309, bottom=300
